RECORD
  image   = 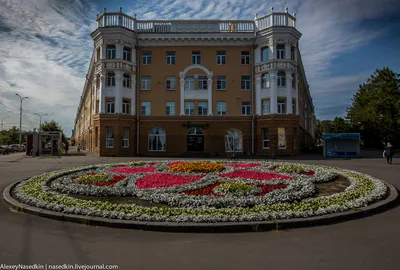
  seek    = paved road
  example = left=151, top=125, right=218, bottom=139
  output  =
left=0, top=153, right=399, bottom=270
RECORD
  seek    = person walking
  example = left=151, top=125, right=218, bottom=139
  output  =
left=65, top=142, right=69, bottom=155
left=77, top=144, right=80, bottom=153
left=384, top=142, right=394, bottom=164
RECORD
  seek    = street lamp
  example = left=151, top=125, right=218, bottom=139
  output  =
left=16, top=93, right=28, bottom=150
left=1, top=116, right=9, bottom=131
left=34, top=113, right=48, bottom=132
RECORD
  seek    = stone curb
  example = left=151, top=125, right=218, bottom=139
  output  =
left=3, top=179, right=399, bottom=233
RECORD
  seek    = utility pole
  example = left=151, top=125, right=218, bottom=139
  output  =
left=1, top=116, right=9, bottom=131
left=16, top=93, right=28, bottom=150
left=34, top=113, right=48, bottom=132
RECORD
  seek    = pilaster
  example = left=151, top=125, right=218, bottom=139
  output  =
left=131, top=75, right=136, bottom=115
left=207, top=75, right=213, bottom=116
left=255, top=74, right=262, bottom=115
left=99, top=72, right=105, bottom=114
left=180, top=76, right=185, bottom=116
left=286, top=71, right=293, bottom=114
left=270, top=70, right=277, bottom=114
left=254, top=47, right=261, bottom=64
left=296, top=76, right=299, bottom=115
left=116, top=43, right=122, bottom=59
left=101, top=44, right=107, bottom=60
left=115, top=72, right=122, bottom=113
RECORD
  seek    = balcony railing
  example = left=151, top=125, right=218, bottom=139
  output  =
left=96, top=8, right=296, bottom=33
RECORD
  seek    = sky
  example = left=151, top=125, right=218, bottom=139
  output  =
left=0, top=0, right=399, bottom=137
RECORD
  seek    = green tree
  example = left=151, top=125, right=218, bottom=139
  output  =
left=331, top=117, right=350, bottom=133
left=346, top=67, right=400, bottom=147
left=40, top=120, right=68, bottom=144
left=0, top=126, right=21, bottom=145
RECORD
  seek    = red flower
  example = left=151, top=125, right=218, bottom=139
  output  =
left=305, top=170, right=315, bottom=176
left=258, top=184, right=288, bottom=196
left=112, top=164, right=126, bottom=168
left=181, top=182, right=223, bottom=196
left=220, top=170, right=294, bottom=181
left=108, top=167, right=156, bottom=174
left=226, top=163, right=261, bottom=168
left=90, top=175, right=126, bottom=187
left=136, top=173, right=204, bottom=189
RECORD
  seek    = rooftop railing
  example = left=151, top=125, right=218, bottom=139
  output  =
left=96, top=7, right=296, bottom=33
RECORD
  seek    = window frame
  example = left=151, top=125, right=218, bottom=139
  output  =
left=142, top=51, right=152, bottom=65
left=198, top=101, right=208, bottom=116
left=241, top=101, right=251, bottom=116
left=262, top=128, right=270, bottom=149
left=184, top=101, right=195, bottom=116
left=141, top=101, right=151, bottom=116
left=262, top=99, right=270, bottom=115
left=216, top=51, right=226, bottom=65
left=106, top=99, right=115, bottom=114
left=241, top=51, right=250, bottom=65
left=148, top=128, right=166, bottom=152
left=216, top=76, right=227, bottom=90
left=166, top=76, right=176, bottom=90
left=198, top=76, right=208, bottom=90
left=277, top=71, right=286, bottom=87
left=105, top=127, right=114, bottom=148
left=123, top=74, right=130, bottom=88
left=261, top=47, right=269, bottom=62
left=241, top=76, right=251, bottom=90
left=141, top=76, right=151, bottom=90
left=107, top=45, right=116, bottom=59
left=122, top=99, right=131, bottom=114
left=277, top=98, right=286, bottom=114
left=276, top=44, right=285, bottom=59
left=278, top=127, right=286, bottom=149
left=122, top=127, right=129, bottom=148
left=185, top=76, right=195, bottom=90
left=216, top=101, right=227, bottom=116
left=107, top=72, right=116, bottom=87
left=166, top=51, right=176, bottom=65
left=192, top=51, right=201, bottom=65
left=123, top=47, right=131, bottom=61
left=165, top=101, right=175, bottom=116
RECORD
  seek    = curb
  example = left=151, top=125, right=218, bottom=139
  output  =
left=3, top=180, right=399, bottom=233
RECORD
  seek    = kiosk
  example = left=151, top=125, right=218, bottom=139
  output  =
left=322, top=133, right=360, bottom=158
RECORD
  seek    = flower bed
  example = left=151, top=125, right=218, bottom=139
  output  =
left=168, top=161, right=225, bottom=173
left=11, top=160, right=388, bottom=223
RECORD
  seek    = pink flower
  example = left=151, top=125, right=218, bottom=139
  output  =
left=136, top=173, right=204, bottom=189
left=226, top=163, right=261, bottom=168
left=108, top=167, right=156, bottom=174
left=220, top=170, right=294, bottom=181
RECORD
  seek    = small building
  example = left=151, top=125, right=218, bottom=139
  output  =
left=322, top=133, right=360, bottom=158
left=22, top=131, right=63, bottom=156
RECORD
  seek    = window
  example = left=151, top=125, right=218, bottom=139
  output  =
left=122, top=127, right=129, bottom=148
left=166, top=76, right=176, bottom=90
left=291, top=46, right=295, bottom=60
left=262, top=73, right=270, bottom=88
left=141, top=76, right=151, bottom=90
left=217, top=51, right=226, bottom=64
left=192, top=51, right=201, bottom=65
left=185, top=102, right=194, bottom=116
left=141, top=101, right=151, bottom=116
left=262, top=128, right=270, bottom=149
left=198, top=102, right=208, bottom=116
left=241, top=51, right=250, bottom=64
left=165, top=101, right=175, bottom=116
left=106, top=99, right=115, bottom=114
left=277, top=71, right=286, bottom=87
left=217, top=76, right=226, bottom=90
left=292, top=99, right=296, bottom=114
left=278, top=98, right=286, bottom=114
left=261, top=47, right=269, bottom=61
left=122, top=99, right=130, bottom=114
left=198, top=76, right=207, bottom=90
left=262, top=99, right=270, bottom=115
left=276, top=44, right=285, bottom=59
left=123, top=47, right=131, bottom=61
left=148, top=127, right=166, bottom=151
left=96, top=47, right=100, bottom=61
left=106, top=127, right=114, bottom=148
left=217, top=101, right=227, bottom=116
left=185, top=76, right=194, bottom=90
left=166, top=51, right=176, bottom=65
left=96, top=100, right=99, bottom=114
left=241, top=76, right=251, bottom=90
left=278, top=127, right=286, bottom=149
left=107, top=45, right=116, bottom=59
left=142, top=51, right=151, bottom=65
left=123, top=74, right=130, bottom=88
left=107, top=72, right=115, bottom=87
left=225, top=129, right=242, bottom=152
left=241, top=102, right=251, bottom=116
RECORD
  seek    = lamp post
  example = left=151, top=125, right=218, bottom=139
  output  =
left=16, top=93, right=28, bottom=150
left=1, top=116, right=9, bottom=131
left=34, top=113, right=48, bottom=132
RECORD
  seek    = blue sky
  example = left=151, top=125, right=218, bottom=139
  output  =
left=0, top=0, right=399, bottom=137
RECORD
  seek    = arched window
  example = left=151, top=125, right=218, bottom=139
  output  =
left=225, top=129, right=243, bottom=152
left=123, top=73, right=130, bottom=88
left=277, top=71, right=286, bottom=87
left=262, top=72, right=270, bottom=88
left=107, top=72, right=115, bottom=87
left=148, top=127, right=166, bottom=151
left=261, top=47, right=269, bottom=61
left=187, top=127, right=203, bottom=135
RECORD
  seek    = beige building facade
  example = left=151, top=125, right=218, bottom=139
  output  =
left=74, top=7, right=316, bottom=157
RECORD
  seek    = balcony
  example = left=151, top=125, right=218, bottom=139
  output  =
left=96, top=8, right=296, bottom=33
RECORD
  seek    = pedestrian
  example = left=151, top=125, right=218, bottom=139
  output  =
left=384, top=142, right=394, bottom=164
left=77, top=144, right=80, bottom=153
left=65, top=143, right=69, bottom=155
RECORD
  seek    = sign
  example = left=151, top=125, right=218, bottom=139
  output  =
left=322, top=133, right=360, bottom=140
left=183, top=121, right=209, bottom=128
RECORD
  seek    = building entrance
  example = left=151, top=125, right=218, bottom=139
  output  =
left=187, top=127, right=204, bottom=152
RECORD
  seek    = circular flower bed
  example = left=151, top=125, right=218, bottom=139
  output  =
left=11, top=160, right=388, bottom=223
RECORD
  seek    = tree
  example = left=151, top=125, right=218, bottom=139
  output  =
left=331, top=117, right=350, bottom=133
left=40, top=120, right=68, bottom=144
left=346, top=67, right=400, bottom=147
left=0, top=126, right=22, bottom=145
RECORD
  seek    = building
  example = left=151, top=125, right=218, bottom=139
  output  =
left=74, top=7, right=316, bottom=157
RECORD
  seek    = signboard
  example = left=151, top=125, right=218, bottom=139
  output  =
left=322, top=133, right=360, bottom=140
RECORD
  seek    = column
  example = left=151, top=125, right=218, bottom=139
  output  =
left=255, top=74, right=262, bottom=115
left=286, top=71, right=293, bottom=114
left=254, top=47, right=261, bottom=64
left=296, top=76, right=299, bottom=115
left=101, top=44, right=107, bottom=60
left=131, top=75, right=136, bottom=115
left=115, top=72, right=122, bottom=114
left=99, top=72, right=105, bottom=113
left=93, top=78, right=97, bottom=114
left=270, top=71, right=277, bottom=114
left=132, top=48, right=136, bottom=64
left=285, top=43, right=291, bottom=60
left=180, top=76, right=185, bottom=116
left=116, top=43, right=122, bottom=59
left=207, top=75, right=213, bottom=116
left=270, top=42, right=275, bottom=60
